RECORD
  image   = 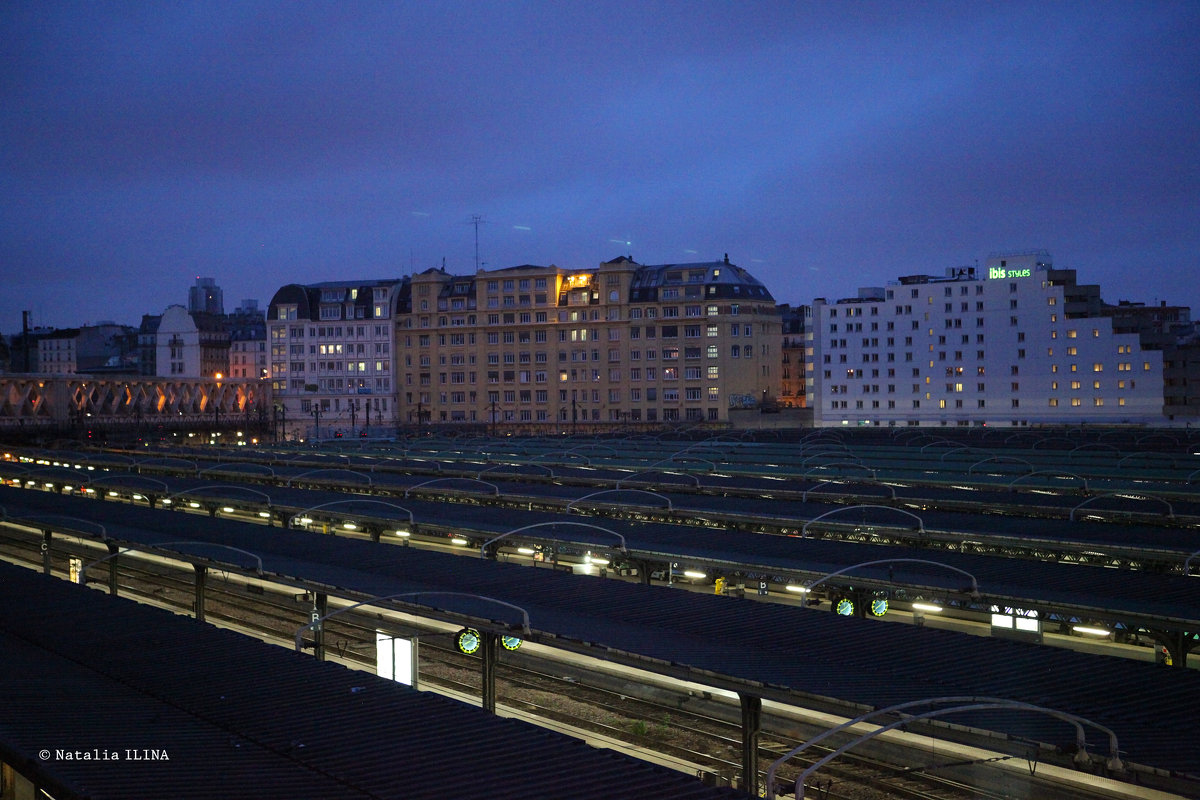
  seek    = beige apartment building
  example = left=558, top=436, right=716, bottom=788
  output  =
left=267, top=256, right=779, bottom=436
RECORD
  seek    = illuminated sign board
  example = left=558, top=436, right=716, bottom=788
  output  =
left=988, top=266, right=1032, bottom=279
left=376, top=630, right=417, bottom=687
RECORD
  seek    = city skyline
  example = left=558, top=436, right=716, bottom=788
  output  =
left=3, top=1, right=1198, bottom=331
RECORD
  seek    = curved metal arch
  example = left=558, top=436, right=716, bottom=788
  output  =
left=799, top=450, right=859, bottom=467
left=83, top=540, right=263, bottom=576
left=290, top=498, right=414, bottom=528
left=480, top=521, right=628, bottom=558
left=1003, top=431, right=1042, bottom=446
left=800, top=429, right=845, bottom=444
left=1007, top=470, right=1089, bottom=493
left=9, top=465, right=85, bottom=484
left=294, top=590, right=529, bottom=651
left=801, top=505, right=924, bottom=537
left=937, top=444, right=977, bottom=461
left=799, top=442, right=851, bottom=458
left=697, top=434, right=743, bottom=446
left=1184, top=549, right=1200, bottom=577
left=404, top=477, right=499, bottom=498
left=566, top=489, right=673, bottom=513
left=532, top=451, right=592, bottom=467
left=567, top=443, right=618, bottom=456
left=615, top=470, right=701, bottom=489
left=657, top=453, right=717, bottom=472
left=286, top=468, right=374, bottom=487
left=198, top=462, right=276, bottom=478
left=80, top=451, right=137, bottom=466
left=919, top=438, right=959, bottom=452
left=805, top=461, right=877, bottom=480
left=766, top=696, right=1122, bottom=800
left=82, top=473, right=171, bottom=496
left=1070, top=492, right=1173, bottom=521
left=803, top=557, right=978, bottom=598
left=134, top=456, right=199, bottom=473
left=1136, top=432, right=1180, bottom=447
left=7, top=513, right=108, bottom=540
left=1116, top=450, right=1175, bottom=468
left=476, top=462, right=554, bottom=480
left=164, top=484, right=274, bottom=507
left=802, top=479, right=895, bottom=503
left=967, top=455, right=1033, bottom=475
left=891, top=428, right=929, bottom=442
left=1069, top=442, right=1121, bottom=457
left=1031, top=436, right=1075, bottom=451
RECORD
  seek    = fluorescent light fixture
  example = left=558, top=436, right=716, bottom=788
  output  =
left=132, top=494, right=143, bottom=500
left=588, top=557, right=609, bottom=566
left=1072, top=625, right=1111, bottom=637
left=108, top=491, right=119, bottom=497
left=62, top=485, right=73, bottom=492
left=343, top=522, right=358, bottom=530
left=160, top=498, right=172, bottom=505
left=451, top=537, right=469, bottom=545
left=912, top=602, right=942, bottom=612
left=683, top=570, right=707, bottom=580
left=297, top=516, right=312, bottom=525
left=189, top=502, right=201, bottom=509
left=222, top=506, right=235, bottom=513
left=396, top=530, right=411, bottom=538
left=258, top=511, right=270, bottom=518
left=517, top=547, right=535, bottom=555
left=785, top=585, right=810, bottom=593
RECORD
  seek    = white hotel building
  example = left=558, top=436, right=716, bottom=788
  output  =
left=809, top=251, right=1165, bottom=427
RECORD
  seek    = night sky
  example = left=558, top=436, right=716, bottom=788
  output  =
left=3, top=1, right=1197, bottom=331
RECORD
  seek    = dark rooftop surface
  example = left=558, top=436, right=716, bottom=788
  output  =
left=0, top=562, right=743, bottom=800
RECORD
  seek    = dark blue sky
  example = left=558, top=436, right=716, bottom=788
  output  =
left=3, top=1, right=1197, bottom=330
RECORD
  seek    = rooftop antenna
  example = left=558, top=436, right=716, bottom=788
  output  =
left=470, top=214, right=487, bottom=271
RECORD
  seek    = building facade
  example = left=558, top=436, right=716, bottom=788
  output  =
left=265, top=256, right=780, bottom=436
left=777, top=303, right=811, bottom=408
left=155, top=305, right=231, bottom=378
left=35, top=324, right=135, bottom=375
left=267, top=278, right=409, bottom=436
left=227, top=300, right=267, bottom=380
left=188, top=277, right=224, bottom=316
left=809, top=251, right=1166, bottom=427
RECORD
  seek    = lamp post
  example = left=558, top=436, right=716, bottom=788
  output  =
left=311, top=405, right=321, bottom=441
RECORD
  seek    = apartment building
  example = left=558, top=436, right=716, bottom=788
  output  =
left=266, top=279, right=409, bottom=435
left=809, top=251, right=1165, bottom=427
left=778, top=303, right=812, bottom=408
left=266, top=256, right=779, bottom=436
left=227, top=300, right=267, bottom=380
left=402, top=256, right=779, bottom=429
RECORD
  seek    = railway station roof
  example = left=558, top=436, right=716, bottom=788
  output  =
left=0, top=562, right=742, bottom=800
left=5, top=468, right=1196, bottom=629
left=7, top=448, right=1200, bottom=554
left=3, top=485, right=1199, bottom=785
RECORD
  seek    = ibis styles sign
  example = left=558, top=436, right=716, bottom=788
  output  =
left=989, top=266, right=1032, bottom=279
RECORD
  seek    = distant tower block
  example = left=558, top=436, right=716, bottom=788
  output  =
left=189, top=276, right=225, bottom=315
